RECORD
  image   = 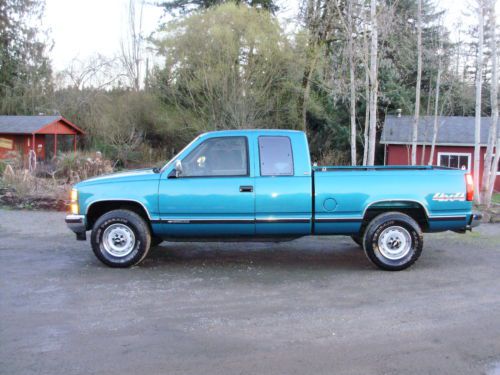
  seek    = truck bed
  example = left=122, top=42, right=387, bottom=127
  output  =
left=312, top=166, right=472, bottom=235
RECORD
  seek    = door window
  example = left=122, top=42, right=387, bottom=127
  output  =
left=182, top=136, right=248, bottom=177
left=258, top=136, right=294, bottom=176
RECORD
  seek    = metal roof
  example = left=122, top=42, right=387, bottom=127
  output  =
left=0, top=115, right=83, bottom=134
left=381, top=115, right=498, bottom=146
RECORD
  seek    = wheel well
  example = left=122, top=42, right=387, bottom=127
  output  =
left=86, top=201, right=150, bottom=230
left=361, top=201, right=428, bottom=233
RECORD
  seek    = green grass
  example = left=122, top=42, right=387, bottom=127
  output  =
left=493, top=193, right=500, bottom=204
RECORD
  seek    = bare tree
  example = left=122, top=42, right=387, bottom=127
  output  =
left=332, top=0, right=361, bottom=165
left=481, top=0, right=498, bottom=206
left=362, top=4, right=370, bottom=166
left=363, top=66, right=370, bottom=165
left=299, top=0, right=320, bottom=135
left=411, top=0, right=422, bottom=165
left=121, top=0, right=145, bottom=91
left=367, top=0, right=378, bottom=166
left=487, top=138, right=500, bottom=201
left=428, top=42, right=444, bottom=165
left=473, top=0, right=485, bottom=203
left=347, top=0, right=357, bottom=165
left=58, top=55, right=123, bottom=90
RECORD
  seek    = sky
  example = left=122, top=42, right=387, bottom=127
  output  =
left=44, top=0, right=498, bottom=73
left=44, top=0, right=164, bottom=71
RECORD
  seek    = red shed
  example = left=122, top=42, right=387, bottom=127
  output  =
left=0, top=115, right=84, bottom=162
left=381, top=115, right=499, bottom=192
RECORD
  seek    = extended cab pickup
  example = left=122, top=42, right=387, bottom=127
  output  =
left=66, top=129, right=481, bottom=270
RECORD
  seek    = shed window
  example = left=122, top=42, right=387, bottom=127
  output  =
left=258, top=136, right=294, bottom=176
left=438, top=152, right=470, bottom=171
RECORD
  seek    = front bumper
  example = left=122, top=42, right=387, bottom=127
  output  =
left=65, top=214, right=87, bottom=240
left=467, top=211, right=483, bottom=230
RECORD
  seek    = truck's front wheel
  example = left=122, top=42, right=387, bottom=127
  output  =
left=91, top=209, right=151, bottom=268
left=362, top=212, right=423, bottom=271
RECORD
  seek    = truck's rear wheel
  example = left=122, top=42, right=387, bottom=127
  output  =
left=91, top=209, right=151, bottom=268
left=351, top=235, right=363, bottom=247
left=362, top=212, right=423, bottom=271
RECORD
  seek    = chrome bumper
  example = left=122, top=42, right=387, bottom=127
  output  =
left=65, top=214, right=87, bottom=240
left=467, top=212, right=483, bottom=230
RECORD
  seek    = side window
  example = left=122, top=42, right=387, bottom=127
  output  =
left=182, top=137, right=248, bottom=177
left=259, top=136, right=294, bottom=176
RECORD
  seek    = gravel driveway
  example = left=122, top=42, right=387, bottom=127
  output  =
left=0, top=209, right=499, bottom=375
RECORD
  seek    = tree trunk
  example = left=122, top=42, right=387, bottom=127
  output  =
left=487, top=138, right=500, bottom=201
left=481, top=0, right=498, bottom=207
left=473, top=2, right=484, bottom=204
left=428, top=53, right=442, bottom=165
left=411, top=0, right=422, bottom=165
left=363, top=78, right=370, bottom=165
left=367, top=0, right=378, bottom=166
left=299, top=0, right=320, bottom=136
left=301, top=50, right=319, bottom=135
left=348, top=0, right=357, bottom=165
left=421, top=80, right=433, bottom=165
left=362, top=4, right=370, bottom=166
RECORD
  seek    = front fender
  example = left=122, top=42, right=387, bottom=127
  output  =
left=78, top=179, right=160, bottom=220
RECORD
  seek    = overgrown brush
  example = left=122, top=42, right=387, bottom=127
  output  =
left=2, top=166, right=66, bottom=199
left=0, top=150, right=23, bottom=170
left=55, top=151, right=114, bottom=182
left=317, top=149, right=350, bottom=166
left=0, top=151, right=114, bottom=207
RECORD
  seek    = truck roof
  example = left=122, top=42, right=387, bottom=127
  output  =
left=200, top=129, right=305, bottom=137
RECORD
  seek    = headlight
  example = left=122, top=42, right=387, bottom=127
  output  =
left=70, top=188, right=79, bottom=215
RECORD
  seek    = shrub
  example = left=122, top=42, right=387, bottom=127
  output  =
left=2, top=166, right=64, bottom=198
left=55, top=151, right=114, bottom=182
left=316, top=149, right=350, bottom=166
left=1, top=150, right=23, bottom=170
left=0, top=160, right=6, bottom=176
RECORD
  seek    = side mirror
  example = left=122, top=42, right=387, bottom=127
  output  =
left=168, top=159, right=184, bottom=179
left=175, top=159, right=183, bottom=177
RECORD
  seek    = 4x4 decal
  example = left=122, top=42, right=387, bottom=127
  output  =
left=432, top=192, right=465, bottom=202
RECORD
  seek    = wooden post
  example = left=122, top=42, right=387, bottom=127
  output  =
left=73, top=134, right=77, bottom=153
left=54, top=134, right=57, bottom=159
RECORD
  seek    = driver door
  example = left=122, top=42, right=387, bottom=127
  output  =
left=157, top=136, right=255, bottom=238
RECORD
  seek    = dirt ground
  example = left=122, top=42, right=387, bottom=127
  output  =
left=0, top=209, right=499, bottom=375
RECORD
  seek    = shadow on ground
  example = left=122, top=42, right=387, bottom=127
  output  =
left=143, top=239, right=372, bottom=271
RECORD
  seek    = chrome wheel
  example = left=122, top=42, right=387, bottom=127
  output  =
left=102, top=223, right=136, bottom=257
left=377, top=226, right=412, bottom=260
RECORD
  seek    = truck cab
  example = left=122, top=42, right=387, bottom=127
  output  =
left=156, top=130, right=313, bottom=238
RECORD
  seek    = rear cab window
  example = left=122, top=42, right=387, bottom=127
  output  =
left=258, top=136, right=294, bottom=176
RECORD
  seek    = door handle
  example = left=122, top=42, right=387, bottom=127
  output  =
left=239, top=185, right=253, bottom=193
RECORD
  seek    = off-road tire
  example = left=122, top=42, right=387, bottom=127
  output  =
left=91, top=209, right=151, bottom=268
left=151, top=237, right=163, bottom=247
left=362, top=212, right=423, bottom=271
left=351, top=235, right=363, bottom=247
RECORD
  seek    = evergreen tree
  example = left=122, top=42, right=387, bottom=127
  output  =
left=0, top=0, right=53, bottom=114
left=158, top=0, right=278, bottom=15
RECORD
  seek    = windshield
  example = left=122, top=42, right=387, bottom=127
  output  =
left=160, top=135, right=202, bottom=173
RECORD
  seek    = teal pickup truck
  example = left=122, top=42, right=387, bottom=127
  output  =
left=66, top=129, right=481, bottom=271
